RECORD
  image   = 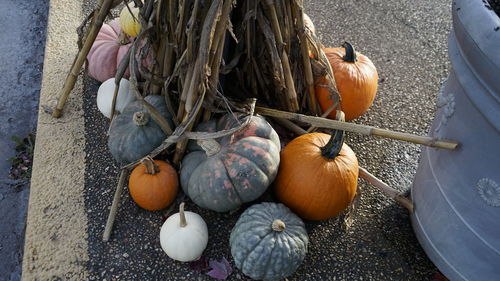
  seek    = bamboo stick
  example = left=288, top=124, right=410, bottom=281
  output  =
left=272, top=117, right=307, bottom=136
left=103, top=168, right=128, bottom=242
left=306, top=101, right=337, bottom=132
left=255, top=106, right=459, bottom=150
left=358, top=167, right=414, bottom=212
left=52, top=0, right=116, bottom=118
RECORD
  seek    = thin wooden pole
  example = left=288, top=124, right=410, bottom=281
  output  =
left=103, top=169, right=128, bottom=242
left=358, top=167, right=414, bottom=212
left=255, top=106, right=459, bottom=150
left=52, top=0, right=116, bottom=118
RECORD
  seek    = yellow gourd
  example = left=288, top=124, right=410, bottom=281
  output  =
left=119, top=5, right=141, bottom=38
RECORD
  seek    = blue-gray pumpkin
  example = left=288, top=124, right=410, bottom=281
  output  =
left=230, top=202, right=309, bottom=281
left=108, top=95, right=173, bottom=164
left=180, top=114, right=280, bottom=212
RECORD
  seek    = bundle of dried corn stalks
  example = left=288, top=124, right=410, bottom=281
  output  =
left=56, top=0, right=343, bottom=166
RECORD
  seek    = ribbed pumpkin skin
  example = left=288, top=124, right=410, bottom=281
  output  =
left=274, top=133, right=358, bottom=220
left=87, top=19, right=131, bottom=82
left=108, top=95, right=173, bottom=165
left=180, top=114, right=280, bottom=212
left=315, top=47, right=378, bottom=121
left=230, top=202, right=309, bottom=281
left=129, top=160, right=178, bottom=211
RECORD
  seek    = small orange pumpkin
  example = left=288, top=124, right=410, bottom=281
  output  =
left=274, top=131, right=358, bottom=220
left=315, top=42, right=378, bottom=121
left=129, top=157, right=179, bottom=211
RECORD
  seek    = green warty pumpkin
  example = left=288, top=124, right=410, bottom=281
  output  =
left=108, top=95, right=173, bottom=164
left=180, top=114, right=280, bottom=212
left=230, top=202, right=309, bottom=281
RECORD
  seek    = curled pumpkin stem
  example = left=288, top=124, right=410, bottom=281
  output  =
left=322, top=111, right=346, bottom=159
left=141, top=156, right=159, bottom=175
left=342, top=42, right=357, bottom=63
left=179, top=202, right=187, bottom=228
left=321, top=129, right=345, bottom=160
left=133, top=111, right=150, bottom=126
left=272, top=219, right=286, bottom=232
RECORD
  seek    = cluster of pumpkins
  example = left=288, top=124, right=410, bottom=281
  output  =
left=88, top=6, right=379, bottom=281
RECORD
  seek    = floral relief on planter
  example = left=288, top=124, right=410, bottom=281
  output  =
left=477, top=178, right=500, bottom=207
left=434, top=79, right=455, bottom=136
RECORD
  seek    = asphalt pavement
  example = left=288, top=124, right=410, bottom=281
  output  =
left=0, top=1, right=49, bottom=280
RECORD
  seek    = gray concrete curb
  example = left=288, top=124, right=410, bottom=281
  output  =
left=22, top=0, right=89, bottom=280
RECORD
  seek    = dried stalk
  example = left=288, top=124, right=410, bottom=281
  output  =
left=358, top=167, right=414, bottom=212
left=177, top=66, right=195, bottom=120
left=204, top=0, right=234, bottom=121
left=174, top=0, right=228, bottom=164
left=110, top=48, right=132, bottom=121
left=103, top=168, right=128, bottom=242
left=291, top=0, right=319, bottom=115
left=263, top=0, right=299, bottom=112
left=256, top=12, right=287, bottom=108
left=52, top=0, right=116, bottom=117
left=164, top=0, right=176, bottom=77
left=255, top=106, right=459, bottom=150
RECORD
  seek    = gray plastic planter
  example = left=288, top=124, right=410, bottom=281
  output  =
left=411, top=0, right=500, bottom=280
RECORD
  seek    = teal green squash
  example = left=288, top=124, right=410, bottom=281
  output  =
left=180, top=114, right=280, bottom=212
left=230, top=202, right=309, bottom=281
left=108, top=95, right=173, bottom=164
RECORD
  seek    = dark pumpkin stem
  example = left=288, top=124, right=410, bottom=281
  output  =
left=321, top=129, right=345, bottom=160
left=141, top=156, right=159, bottom=175
left=197, top=139, right=222, bottom=157
left=179, top=202, right=187, bottom=228
left=133, top=111, right=150, bottom=126
left=342, top=42, right=357, bottom=63
left=272, top=219, right=286, bottom=232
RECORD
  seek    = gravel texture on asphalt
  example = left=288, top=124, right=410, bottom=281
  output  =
left=82, top=0, right=451, bottom=280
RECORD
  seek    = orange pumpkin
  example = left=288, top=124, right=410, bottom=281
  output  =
left=315, top=42, right=378, bottom=121
left=274, top=131, right=358, bottom=220
left=129, top=157, right=179, bottom=211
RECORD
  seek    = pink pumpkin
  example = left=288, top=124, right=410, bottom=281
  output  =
left=87, top=19, right=131, bottom=82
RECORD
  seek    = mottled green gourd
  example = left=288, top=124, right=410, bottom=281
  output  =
left=180, top=114, right=280, bottom=212
left=108, top=95, right=173, bottom=164
left=230, top=202, right=309, bottom=281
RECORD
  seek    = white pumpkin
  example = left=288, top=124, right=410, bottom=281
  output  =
left=160, top=203, right=208, bottom=262
left=96, top=77, right=135, bottom=118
